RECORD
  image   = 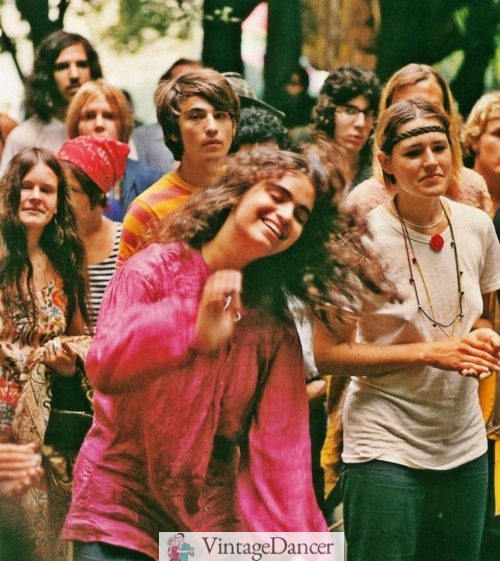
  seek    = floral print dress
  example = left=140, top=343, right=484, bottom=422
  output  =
left=0, top=275, right=91, bottom=561
left=0, top=278, right=67, bottom=442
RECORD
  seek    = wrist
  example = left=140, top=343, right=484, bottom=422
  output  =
left=471, top=321, right=493, bottom=331
left=418, top=342, right=435, bottom=367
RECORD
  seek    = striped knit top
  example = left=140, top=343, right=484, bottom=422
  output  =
left=88, top=222, right=122, bottom=329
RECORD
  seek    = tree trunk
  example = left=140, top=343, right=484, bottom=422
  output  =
left=15, top=0, right=61, bottom=47
left=202, top=0, right=262, bottom=73
left=450, top=0, right=499, bottom=116
left=303, top=0, right=379, bottom=71
left=375, top=0, right=461, bottom=82
left=202, top=0, right=303, bottom=111
left=263, top=0, right=302, bottom=106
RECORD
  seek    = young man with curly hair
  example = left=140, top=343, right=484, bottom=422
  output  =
left=313, top=66, right=380, bottom=191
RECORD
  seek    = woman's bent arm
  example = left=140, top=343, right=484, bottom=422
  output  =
left=314, top=318, right=500, bottom=378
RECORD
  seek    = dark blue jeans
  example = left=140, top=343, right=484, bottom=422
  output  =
left=341, top=455, right=488, bottom=561
left=480, top=440, right=500, bottom=561
left=74, top=542, right=155, bottom=561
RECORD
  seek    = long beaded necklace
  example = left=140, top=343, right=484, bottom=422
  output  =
left=393, top=196, right=464, bottom=336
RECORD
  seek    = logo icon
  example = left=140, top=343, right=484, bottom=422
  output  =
left=167, top=533, right=195, bottom=561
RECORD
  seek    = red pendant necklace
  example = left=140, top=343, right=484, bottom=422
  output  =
left=393, top=196, right=464, bottom=335
left=394, top=201, right=446, bottom=252
left=429, top=233, right=445, bottom=252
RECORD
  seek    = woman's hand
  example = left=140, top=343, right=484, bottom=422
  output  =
left=41, top=337, right=77, bottom=377
left=306, top=378, right=327, bottom=401
left=427, top=328, right=500, bottom=379
left=0, top=443, right=43, bottom=497
left=193, top=270, right=242, bottom=354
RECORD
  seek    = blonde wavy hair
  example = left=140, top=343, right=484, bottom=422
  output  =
left=66, top=79, right=133, bottom=142
left=373, top=64, right=462, bottom=186
left=462, top=90, right=500, bottom=164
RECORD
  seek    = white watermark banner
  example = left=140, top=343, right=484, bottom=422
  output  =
left=159, top=532, right=345, bottom=561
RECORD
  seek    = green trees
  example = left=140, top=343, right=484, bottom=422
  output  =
left=376, top=0, right=499, bottom=115
left=1, top=0, right=498, bottom=116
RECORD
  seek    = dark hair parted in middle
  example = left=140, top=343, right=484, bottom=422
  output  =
left=0, top=147, right=91, bottom=329
left=25, top=30, right=102, bottom=122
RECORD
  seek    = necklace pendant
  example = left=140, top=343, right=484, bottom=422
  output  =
left=429, top=233, right=444, bottom=252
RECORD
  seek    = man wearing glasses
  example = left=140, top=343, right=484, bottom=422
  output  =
left=313, top=66, right=381, bottom=192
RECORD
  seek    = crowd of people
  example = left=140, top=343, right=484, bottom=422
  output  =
left=0, top=28, right=499, bottom=561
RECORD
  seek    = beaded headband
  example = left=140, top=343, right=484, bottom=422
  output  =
left=383, top=125, right=448, bottom=152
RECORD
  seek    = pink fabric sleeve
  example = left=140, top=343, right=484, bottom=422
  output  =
left=236, top=332, right=328, bottom=531
left=86, top=245, right=204, bottom=394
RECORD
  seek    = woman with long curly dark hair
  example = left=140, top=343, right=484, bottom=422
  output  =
left=63, top=144, right=385, bottom=561
left=0, top=147, right=92, bottom=560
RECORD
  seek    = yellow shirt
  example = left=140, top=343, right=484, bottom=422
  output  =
left=117, top=171, right=199, bottom=267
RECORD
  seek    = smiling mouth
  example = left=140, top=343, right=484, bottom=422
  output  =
left=262, top=219, right=284, bottom=240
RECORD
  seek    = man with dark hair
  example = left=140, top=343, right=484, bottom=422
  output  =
left=132, top=58, right=203, bottom=173
left=0, top=30, right=102, bottom=173
left=231, top=106, right=289, bottom=152
left=118, top=68, right=240, bottom=265
left=176, top=533, right=194, bottom=561
left=276, top=64, right=317, bottom=131
left=313, top=65, right=380, bottom=191
left=160, top=58, right=203, bottom=82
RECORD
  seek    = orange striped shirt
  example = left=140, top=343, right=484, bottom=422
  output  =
left=117, top=171, right=199, bottom=267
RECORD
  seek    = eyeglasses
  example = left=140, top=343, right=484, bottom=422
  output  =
left=335, top=103, right=376, bottom=121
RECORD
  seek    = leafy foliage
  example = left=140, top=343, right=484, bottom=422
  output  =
left=0, top=0, right=203, bottom=53
left=107, top=0, right=202, bottom=52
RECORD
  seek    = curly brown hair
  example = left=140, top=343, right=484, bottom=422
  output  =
left=146, top=140, right=389, bottom=320
left=313, top=66, right=381, bottom=138
left=0, top=148, right=91, bottom=331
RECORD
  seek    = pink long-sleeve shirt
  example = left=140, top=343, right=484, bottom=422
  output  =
left=62, top=242, right=326, bottom=560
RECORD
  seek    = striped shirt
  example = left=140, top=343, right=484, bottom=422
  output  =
left=117, top=171, right=199, bottom=267
left=88, top=222, right=122, bottom=329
